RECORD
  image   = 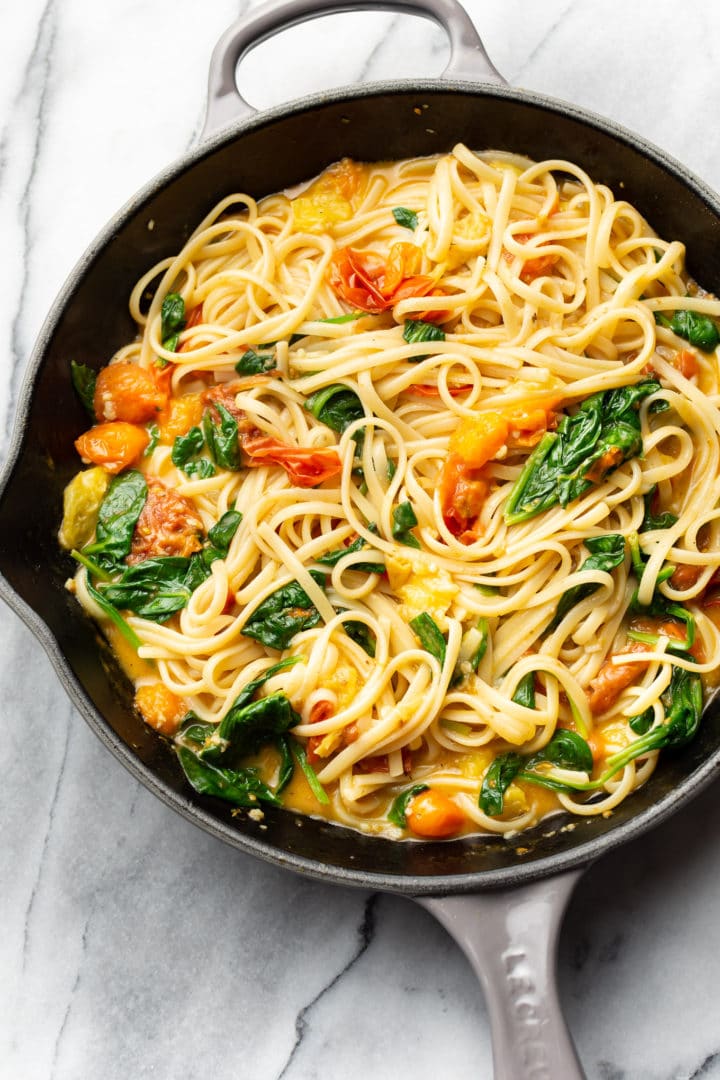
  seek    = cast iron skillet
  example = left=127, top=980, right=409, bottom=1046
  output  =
left=2, top=1, right=720, bottom=1075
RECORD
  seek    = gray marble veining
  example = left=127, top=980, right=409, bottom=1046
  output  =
left=3, top=1, right=720, bottom=1077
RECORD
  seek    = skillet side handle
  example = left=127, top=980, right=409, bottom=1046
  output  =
left=417, top=869, right=586, bottom=1080
left=201, top=0, right=506, bottom=140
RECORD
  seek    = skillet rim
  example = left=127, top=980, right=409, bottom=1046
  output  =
left=3, top=76, right=720, bottom=896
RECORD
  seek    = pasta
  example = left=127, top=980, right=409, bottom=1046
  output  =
left=60, top=145, right=720, bottom=840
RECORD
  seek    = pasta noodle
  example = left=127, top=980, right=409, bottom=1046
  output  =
left=61, top=145, right=720, bottom=840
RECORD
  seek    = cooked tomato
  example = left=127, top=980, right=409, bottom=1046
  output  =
left=75, top=422, right=149, bottom=474
left=448, top=412, right=510, bottom=467
left=243, top=435, right=343, bottom=487
left=504, top=233, right=559, bottom=283
left=439, top=454, right=489, bottom=538
left=135, top=683, right=187, bottom=736
left=671, top=348, right=699, bottom=378
left=584, top=445, right=625, bottom=484
left=292, top=159, right=367, bottom=233
left=670, top=563, right=702, bottom=591
left=409, top=383, right=474, bottom=397
left=202, top=382, right=253, bottom=426
left=586, top=641, right=652, bottom=714
left=93, top=361, right=166, bottom=423
left=406, top=789, right=465, bottom=838
left=329, top=244, right=444, bottom=319
left=630, top=615, right=704, bottom=662
left=157, top=393, right=204, bottom=445
left=128, top=477, right=204, bottom=565
left=176, top=304, right=204, bottom=351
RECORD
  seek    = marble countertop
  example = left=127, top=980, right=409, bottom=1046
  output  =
left=3, top=2, right=720, bottom=1077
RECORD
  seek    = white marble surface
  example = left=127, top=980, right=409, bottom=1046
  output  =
left=3, top=2, right=720, bottom=1077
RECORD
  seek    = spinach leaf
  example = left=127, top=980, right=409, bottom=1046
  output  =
left=629, top=707, right=654, bottom=735
left=392, top=501, right=421, bottom=549
left=388, top=783, right=429, bottom=827
left=145, top=423, right=160, bottom=456
left=172, top=427, right=205, bottom=470
left=656, top=309, right=720, bottom=352
left=403, top=319, right=445, bottom=345
left=403, top=319, right=445, bottom=361
left=242, top=571, right=326, bottom=650
left=235, top=348, right=276, bottom=375
left=275, top=736, right=294, bottom=794
left=393, top=207, right=419, bottom=230
left=641, top=486, right=678, bottom=532
left=83, top=470, right=148, bottom=568
left=549, top=534, right=625, bottom=629
left=228, top=656, right=301, bottom=714
left=505, top=380, right=660, bottom=524
left=203, top=403, right=242, bottom=470
left=70, top=361, right=97, bottom=419
left=292, top=740, right=330, bottom=804
left=206, top=509, right=243, bottom=559
left=479, top=752, right=523, bottom=816
left=316, top=525, right=384, bottom=574
left=410, top=612, right=447, bottom=667
left=101, top=555, right=205, bottom=622
left=659, top=662, right=703, bottom=747
left=344, top=620, right=377, bottom=657
left=183, top=459, right=216, bottom=479
left=481, top=729, right=594, bottom=816
left=161, top=292, right=186, bottom=351
left=526, top=730, right=593, bottom=772
left=305, top=384, right=365, bottom=437
left=202, top=693, right=301, bottom=762
left=319, top=313, right=366, bottom=324
left=84, top=574, right=143, bottom=650
left=176, top=746, right=280, bottom=808
left=627, top=534, right=695, bottom=651
left=452, top=618, right=489, bottom=685
left=511, top=672, right=536, bottom=710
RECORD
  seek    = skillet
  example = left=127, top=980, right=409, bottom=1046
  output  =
left=2, top=1, right=720, bottom=1075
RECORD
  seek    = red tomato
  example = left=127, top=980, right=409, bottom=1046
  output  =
left=243, top=435, right=343, bottom=487
left=329, top=245, right=444, bottom=319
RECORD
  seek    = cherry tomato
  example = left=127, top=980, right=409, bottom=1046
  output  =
left=93, top=361, right=166, bottom=423
left=75, top=421, right=149, bottom=473
left=406, top=789, right=466, bottom=838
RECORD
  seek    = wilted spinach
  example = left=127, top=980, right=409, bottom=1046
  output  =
left=392, top=501, right=421, bottom=549
left=505, top=380, right=661, bottom=524
left=235, top=348, right=276, bottom=375
left=403, top=319, right=445, bottom=361
left=161, top=292, right=186, bottom=352
left=393, top=207, right=419, bottom=231
left=655, top=309, right=720, bottom=353
left=242, top=571, right=327, bottom=650
left=305, top=384, right=365, bottom=439
left=316, top=525, right=383, bottom=574
left=70, top=361, right=97, bottom=419
left=82, top=470, right=148, bottom=569
left=203, top=403, right=242, bottom=470
left=409, top=612, right=446, bottom=667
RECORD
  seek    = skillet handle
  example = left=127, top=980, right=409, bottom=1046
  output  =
left=417, top=869, right=586, bottom=1080
left=201, top=0, right=505, bottom=139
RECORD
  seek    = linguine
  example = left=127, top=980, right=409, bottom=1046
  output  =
left=61, top=145, right=720, bottom=840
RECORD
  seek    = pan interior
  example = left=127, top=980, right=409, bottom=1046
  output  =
left=3, top=83, right=720, bottom=891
